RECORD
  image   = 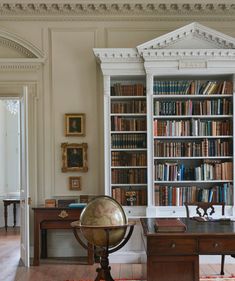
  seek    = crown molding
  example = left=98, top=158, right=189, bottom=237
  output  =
left=0, top=2, right=235, bottom=21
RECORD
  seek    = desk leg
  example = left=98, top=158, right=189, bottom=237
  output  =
left=13, top=203, right=17, bottom=227
left=33, top=213, right=40, bottom=266
left=147, top=255, right=199, bottom=281
left=41, top=229, right=47, bottom=259
left=4, top=203, right=8, bottom=232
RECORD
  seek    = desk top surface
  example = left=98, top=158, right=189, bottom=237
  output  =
left=141, top=217, right=235, bottom=237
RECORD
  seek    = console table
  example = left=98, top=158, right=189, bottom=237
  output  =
left=3, top=198, right=20, bottom=231
left=141, top=217, right=235, bottom=281
left=32, top=207, right=94, bottom=266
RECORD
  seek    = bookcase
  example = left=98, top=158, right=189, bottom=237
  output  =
left=153, top=78, right=233, bottom=209
left=94, top=22, right=235, bottom=218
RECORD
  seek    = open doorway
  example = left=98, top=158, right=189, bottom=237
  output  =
left=0, top=98, right=21, bottom=279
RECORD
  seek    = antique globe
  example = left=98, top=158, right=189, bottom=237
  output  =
left=79, top=195, right=127, bottom=247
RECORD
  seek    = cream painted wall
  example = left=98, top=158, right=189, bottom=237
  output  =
left=0, top=20, right=233, bottom=203
left=0, top=17, right=234, bottom=260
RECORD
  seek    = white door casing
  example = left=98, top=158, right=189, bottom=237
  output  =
left=19, top=86, right=30, bottom=267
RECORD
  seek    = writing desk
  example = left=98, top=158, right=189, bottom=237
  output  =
left=3, top=198, right=20, bottom=231
left=141, top=217, right=235, bottom=281
left=32, top=207, right=94, bottom=266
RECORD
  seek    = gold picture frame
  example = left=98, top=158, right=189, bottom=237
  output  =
left=61, top=142, right=88, bottom=172
left=69, top=176, right=81, bottom=190
left=65, top=113, right=85, bottom=136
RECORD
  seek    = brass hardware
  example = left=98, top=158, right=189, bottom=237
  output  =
left=214, top=243, right=219, bottom=248
left=28, top=197, right=32, bottom=205
left=58, top=210, right=69, bottom=219
left=171, top=243, right=176, bottom=248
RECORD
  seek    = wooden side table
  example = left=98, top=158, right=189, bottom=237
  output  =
left=3, top=199, right=20, bottom=231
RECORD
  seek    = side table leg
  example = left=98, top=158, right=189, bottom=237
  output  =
left=13, top=203, right=17, bottom=227
left=4, top=203, right=8, bottom=231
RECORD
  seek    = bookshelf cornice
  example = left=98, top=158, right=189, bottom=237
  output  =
left=93, top=48, right=142, bottom=63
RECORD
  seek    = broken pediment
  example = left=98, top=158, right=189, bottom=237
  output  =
left=137, top=22, right=235, bottom=52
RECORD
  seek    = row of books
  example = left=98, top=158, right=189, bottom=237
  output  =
left=111, top=151, right=147, bottom=166
left=153, top=80, right=233, bottom=96
left=154, top=183, right=233, bottom=206
left=111, top=116, right=146, bottom=131
left=111, top=134, right=147, bottom=149
left=154, top=161, right=233, bottom=181
left=112, top=187, right=147, bottom=206
left=111, top=168, right=147, bottom=184
left=153, top=99, right=232, bottom=116
left=154, top=139, right=232, bottom=157
left=111, top=83, right=145, bottom=96
left=153, top=120, right=232, bottom=136
left=111, top=100, right=146, bottom=114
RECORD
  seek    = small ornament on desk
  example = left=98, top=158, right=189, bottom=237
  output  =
left=125, top=188, right=137, bottom=206
left=45, top=199, right=56, bottom=208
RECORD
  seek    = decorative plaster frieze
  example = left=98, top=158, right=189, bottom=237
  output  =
left=0, top=62, right=42, bottom=72
left=93, top=48, right=143, bottom=63
left=0, top=2, right=235, bottom=20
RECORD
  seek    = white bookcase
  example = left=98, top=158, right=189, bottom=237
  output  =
left=94, top=22, right=235, bottom=218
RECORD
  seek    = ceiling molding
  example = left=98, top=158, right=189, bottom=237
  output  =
left=0, top=2, right=235, bottom=21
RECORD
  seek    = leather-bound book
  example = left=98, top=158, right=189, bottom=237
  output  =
left=155, top=218, right=187, bottom=232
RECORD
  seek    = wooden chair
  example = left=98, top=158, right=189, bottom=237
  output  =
left=184, top=201, right=225, bottom=275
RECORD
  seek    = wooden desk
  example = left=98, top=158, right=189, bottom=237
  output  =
left=32, top=207, right=94, bottom=266
left=141, top=217, right=235, bottom=281
left=3, top=198, right=20, bottom=231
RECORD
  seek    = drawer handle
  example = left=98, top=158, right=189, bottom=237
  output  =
left=58, top=210, right=68, bottom=219
left=171, top=243, right=176, bottom=248
left=214, top=243, right=219, bottom=248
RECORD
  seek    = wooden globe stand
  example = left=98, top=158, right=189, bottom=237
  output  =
left=71, top=221, right=135, bottom=281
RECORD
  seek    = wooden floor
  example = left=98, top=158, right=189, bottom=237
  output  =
left=1, top=227, right=235, bottom=281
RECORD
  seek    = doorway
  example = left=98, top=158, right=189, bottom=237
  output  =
left=0, top=98, right=21, bottom=279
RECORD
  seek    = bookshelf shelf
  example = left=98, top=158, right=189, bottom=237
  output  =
left=94, top=22, right=235, bottom=217
left=154, top=157, right=232, bottom=160
left=154, top=136, right=233, bottom=139
left=153, top=115, right=233, bottom=119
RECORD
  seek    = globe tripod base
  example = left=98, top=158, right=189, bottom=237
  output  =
left=95, top=266, right=114, bottom=281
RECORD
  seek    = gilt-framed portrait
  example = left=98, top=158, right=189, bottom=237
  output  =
left=61, top=142, right=88, bottom=172
left=65, top=113, right=85, bottom=136
left=69, top=176, right=81, bottom=190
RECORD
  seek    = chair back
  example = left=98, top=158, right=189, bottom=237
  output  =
left=184, top=202, right=225, bottom=218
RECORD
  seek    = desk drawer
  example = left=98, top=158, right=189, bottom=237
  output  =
left=148, top=238, right=197, bottom=255
left=199, top=238, right=235, bottom=254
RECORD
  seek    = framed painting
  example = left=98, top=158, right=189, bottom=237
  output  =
left=65, top=113, right=85, bottom=136
left=69, top=176, right=81, bottom=190
left=61, top=142, right=88, bottom=172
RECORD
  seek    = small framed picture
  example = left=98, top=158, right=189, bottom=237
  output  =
left=69, top=176, right=81, bottom=190
left=61, top=142, right=88, bottom=172
left=65, top=113, right=85, bottom=136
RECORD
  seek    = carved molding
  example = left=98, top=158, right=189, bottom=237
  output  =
left=141, top=49, right=235, bottom=60
left=0, top=2, right=235, bottom=20
left=0, top=37, right=36, bottom=58
left=0, top=62, right=42, bottom=72
left=93, top=48, right=143, bottom=63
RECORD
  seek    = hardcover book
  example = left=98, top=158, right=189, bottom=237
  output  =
left=154, top=218, right=187, bottom=232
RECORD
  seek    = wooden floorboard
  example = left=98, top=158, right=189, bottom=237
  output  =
left=1, top=227, right=235, bottom=281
